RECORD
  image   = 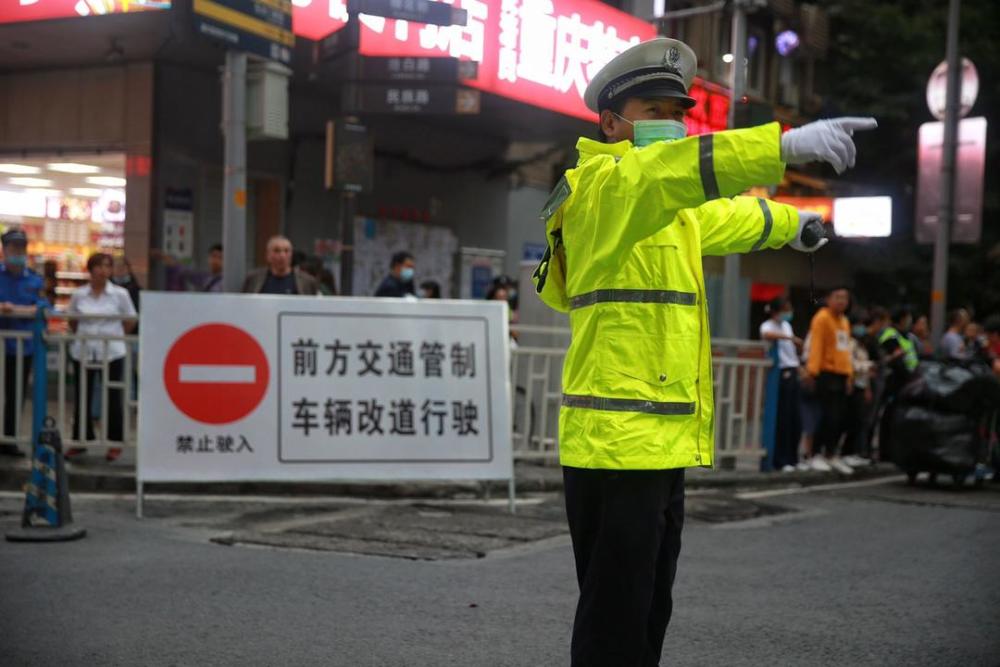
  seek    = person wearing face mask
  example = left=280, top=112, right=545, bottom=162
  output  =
left=760, top=296, right=803, bottom=472
left=530, top=36, right=876, bottom=666
left=374, top=251, right=417, bottom=298
left=0, top=228, right=48, bottom=456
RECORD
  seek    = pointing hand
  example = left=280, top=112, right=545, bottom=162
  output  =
left=780, top=117, right=878, bottom=174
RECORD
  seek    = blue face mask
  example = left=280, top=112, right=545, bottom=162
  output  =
left=853, top=325, right=868, bottom=338
left=400, top=267, right=415, bottom=282
left=780, top=311, right=794, bottom=323
left=615, top=113, right=688, bottom=147
left=4, top=254, right=26, bottom=268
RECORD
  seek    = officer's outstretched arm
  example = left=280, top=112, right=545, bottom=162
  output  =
left=692, top=196, right=799, bottom=257
left=618, top=122, right=786, bottom=211
left=579, top=123, right=786, bottom=271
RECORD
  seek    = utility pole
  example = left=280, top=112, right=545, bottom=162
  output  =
left=720, top=0, right=748, bottom=339
left=222, top=51, right=248, bottom=293
left=930, top=0, right=961, bottom=343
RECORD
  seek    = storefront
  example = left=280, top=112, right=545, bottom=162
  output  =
left=0, top=154, right=128, bottom=310
left=0, top=1, right=163, bottom=295
left=0, top=0, right=732, bottom=303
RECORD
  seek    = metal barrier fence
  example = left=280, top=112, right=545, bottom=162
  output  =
left=509, top=326, right=772, bottom=468
left=0, top=312, right=138, bottom=457
left=1, top=315, right=773, bottom=468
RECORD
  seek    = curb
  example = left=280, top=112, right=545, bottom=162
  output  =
left=0, top=460, right=900, bottom=500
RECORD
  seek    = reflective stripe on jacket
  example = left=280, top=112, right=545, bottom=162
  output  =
left=532, top=122, right=799, bottom=470
left=879, top=326, right=920, bottom=372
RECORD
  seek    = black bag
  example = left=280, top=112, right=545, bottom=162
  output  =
left=897, top=361, right=1000, bottom=417
left=892, top=405, right=982, bottom=474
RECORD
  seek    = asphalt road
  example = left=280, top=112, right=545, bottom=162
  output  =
left=1, top=477, right=998, bottom=666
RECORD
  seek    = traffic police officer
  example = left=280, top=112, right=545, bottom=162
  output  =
left=0, top=227, right=48, bottom=456
left=531, top=38, right=876, bottom=665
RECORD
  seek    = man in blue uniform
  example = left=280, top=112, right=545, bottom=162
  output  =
left=0, top=227, right=48, bottom=456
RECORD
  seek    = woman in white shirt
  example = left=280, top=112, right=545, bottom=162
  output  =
left=66, top=253, right=137, bottom=461
left=760, top=296, right=804, bottom=472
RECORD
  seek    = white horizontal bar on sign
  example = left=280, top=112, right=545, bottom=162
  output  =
left=179, top=364, right=256, bottom=383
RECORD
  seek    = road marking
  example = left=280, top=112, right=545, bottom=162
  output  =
left=179, top=364, right=256, bottom=383
left=0, top=490, right=547, bottom=507
left=736, top=474, right=906, bottom=499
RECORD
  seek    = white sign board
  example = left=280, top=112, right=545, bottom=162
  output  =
left=915, top=116, right=987, bottom=244
left=926, top=57, right=978, bottom=121
left=139, top=293, right=512, bottom=482
left=832, top=196, right=892, bottom=238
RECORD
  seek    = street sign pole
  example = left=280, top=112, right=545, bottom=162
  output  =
left=930, top=0, right=961, bottom=343
left=222, top=50, right=248, bottom=293
left=721, top=0, right=747, bottom=339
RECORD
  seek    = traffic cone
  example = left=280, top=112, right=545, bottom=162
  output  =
left=5, top=417, right=86, bottom=542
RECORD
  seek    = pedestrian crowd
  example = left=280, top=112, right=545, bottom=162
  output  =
left=762, top=287, right=1000, bottom=474
left=0, top=227, right=521, bottom=459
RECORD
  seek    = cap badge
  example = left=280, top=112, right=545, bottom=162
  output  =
left=660, top=46, right=683, bottom=77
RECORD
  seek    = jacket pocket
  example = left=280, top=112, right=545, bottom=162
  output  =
left=595, top=333, right=700, bottom=403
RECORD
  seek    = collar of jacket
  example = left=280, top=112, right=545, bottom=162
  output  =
left=575, top=137, right=633, bottom=165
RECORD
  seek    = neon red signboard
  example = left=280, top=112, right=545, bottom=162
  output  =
left=4, top=0, right=730, bottom=128
left=0, top=0, right=170, bottom=23
left=293, top=0, right=659, bottom=121
left=685, top=81, right=730, bottom=135
left=292, top=0, right=730, bottom=126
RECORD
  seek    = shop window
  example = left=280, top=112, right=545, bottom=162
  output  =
left=0, top=153, right=127, bottom=313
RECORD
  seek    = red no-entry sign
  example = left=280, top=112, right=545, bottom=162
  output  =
left=163, top=324, right=270, bottom=424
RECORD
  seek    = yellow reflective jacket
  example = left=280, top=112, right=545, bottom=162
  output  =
left=532, top=122, right=800, bottom=470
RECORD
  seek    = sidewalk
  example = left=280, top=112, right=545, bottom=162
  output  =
left=0, top=454, right=899, bottom=499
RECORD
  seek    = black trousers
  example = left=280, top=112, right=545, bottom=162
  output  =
left=843, top=386, right=873, bottom=458
left=72, top=358, right=124, bottom=442
left=878, top=397, right=897, bottom=463
left=774, top=370, right=802, bottom=469
left=563, top=466, right=685, bottom=667
left=3, top=354, right=32, bottom=438
left=814, top=371, right=849, bottom=458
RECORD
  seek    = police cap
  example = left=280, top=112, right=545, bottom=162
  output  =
left=1, top=227, right=28, bottom=247
left=584, top=37, right=697, bottom=113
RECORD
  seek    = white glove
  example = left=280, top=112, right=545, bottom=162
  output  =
left=780, top=117, right=877, bottom=174
left=789, top=211, right=828, bottom=253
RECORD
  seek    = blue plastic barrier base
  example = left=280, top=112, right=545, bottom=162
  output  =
left=5, top=525, right=87, bottom=543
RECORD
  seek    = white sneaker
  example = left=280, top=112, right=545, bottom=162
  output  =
left=781, top=464, right=796, bottom=473
left=796, top=461, right=811, bottom=472
left=829, top=458, right=854, bottom=475
left=843, top=455, right=870, bottom=467
left=810, top=456, right=832, bottom=472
